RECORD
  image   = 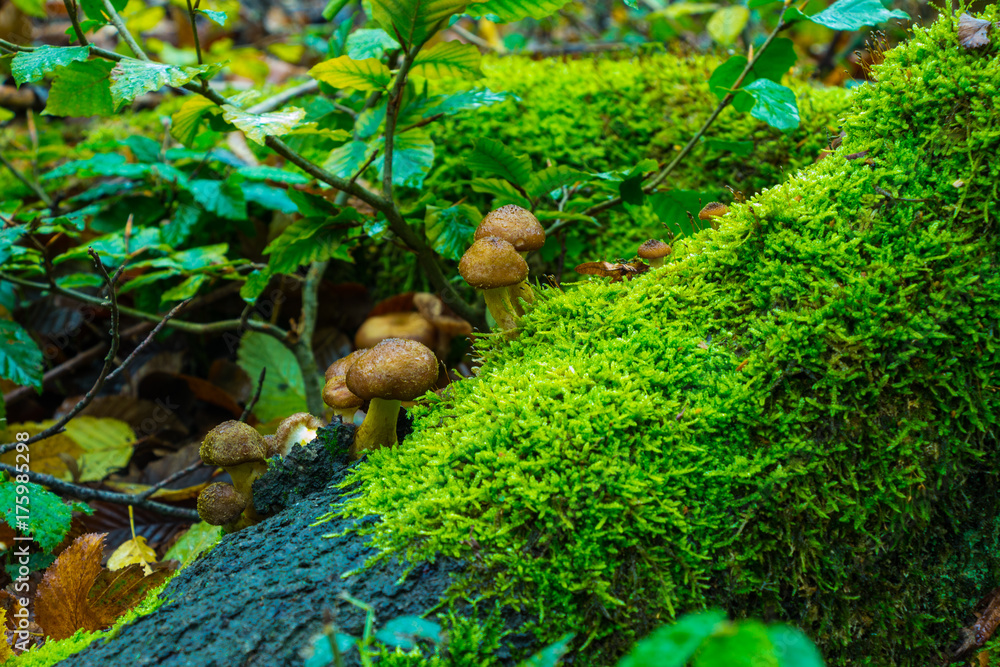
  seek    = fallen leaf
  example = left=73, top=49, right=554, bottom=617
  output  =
left=34, top=533, right=107, bottom=639
left=87, top=562, right=175, bottom=622
left=958, top=13, right=992, bottom=49
left=108, top=535, right=157, bottom=575
left=0, top=608, right=12, bottom=661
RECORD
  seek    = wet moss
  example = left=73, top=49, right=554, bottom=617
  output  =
left=332, top=9, right=1000, bottom=665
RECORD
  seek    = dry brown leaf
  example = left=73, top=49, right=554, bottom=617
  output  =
left=34, top=533, right=107, bottom=640
left=87, top=563, right=176, bottom=625
left=958, top=13, right=993, bottom=49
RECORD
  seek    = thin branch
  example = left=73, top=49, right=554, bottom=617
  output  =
left=135, top=458, right=206, bottom=501
left=102, top=0, right=149, bottom=61
left=0, top=464, right=200, bottom=519
left=347, top=148, right=380, bottom=187
left=245, top=81, right=321, bottom=115
left=447, top=23, right=501, bottom=52
left=239, top=368, right=266, bottom=423
left=0, top=151, right=53, bottom=208
left=382, top=46, right=418, bottom=199
left=185, top=0, right=204, bottom=65
left=64, top=0, right=89, bottom=47
left=584, top=5, right=792, bottom=218
left=295, top=262, right=327, bottom=416
left=105, top=298, right=190, bottom=383
left=397, top=112, right=445, bottom=135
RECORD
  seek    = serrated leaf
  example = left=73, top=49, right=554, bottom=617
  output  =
left=34, top=533, right=108, bottom=639
left=0, top=320, right=43, bottom=391
left=43, top=153, right=150, bottom=180
left=263, top=210, right=359, bottom=274
left=707, top=6, right=749, bottom=45
left=525, top=165, right=589, bottom=199
left=237, top=332, right=309, bottom=423
left=808, top=0, right=908, bottom=30
left=750, top=37, right=797, bottom=83
left=471, top=178, right=532, bottom=209
left=162, top=204, right=201, bottom=247
left=324, top=140, right=377, bottom=179
left=369, top=0, right=468, bottom=49
left=109, top=60, right=210, bottom=111
left=243, top=183, right=297, bottom=213
left=11, top=46, right=91, bottom=86
left=618, top=611, right=727, bottom=667
left=744, top=79, right=800, bottom=131
left=189, top=178, right=247, bottom=220
left=240, top=269, right=271, bottom=303
left=345, top=28, right=401, bottom=59
left=411, top=41, right=483, bottom=79
left=425, top=203, right=480, bottom=261
left=372, top=130, right=435, bottom=188
left=0, top=479, right=92, bottom=552
left=220, top=105, right=306, bottom=145
left=466, top=0, right=572, bottom=22
left=44, top=59, right=115, bottom=117
left=309, top=55, right=392, bottom=91
left=708, top=56, right=755, bottom=113
left=107, top=535, right=156, bottom=574
left=170, top=95, right=219, bottom=146
left=466, top=137, right=532, bottom=187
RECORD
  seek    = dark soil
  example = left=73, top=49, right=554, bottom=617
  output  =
left=57, top=423, right=465, bottom=667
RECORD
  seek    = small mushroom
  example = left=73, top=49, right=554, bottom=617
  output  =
left=199, top=420, right=269, bottom=526
left=354, top=312, right=437, bottom=350
left=474, top=205, right=545, bottom=311
left=197, top=481, right=247, bottom=530
left=459, top=236, right=528, bottom=335
left=345, top=338, right=438, bottom=459
left=413, top=292, right=472, bottom=359
left=270, top=412, right=325, bottom=458
left=323, top=349, right=369, bottom=423
left=698, top=202, right=729, bottom=230
left=637, top=239, right=671, bottom=269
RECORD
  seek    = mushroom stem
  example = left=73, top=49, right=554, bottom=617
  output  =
left=484, top=287, right=519, bottom=333
left=648, top=257, right=665, bottom=269
left=508, top=280, right=535, bottom=316
left=350, top=398, right=401, bottom=459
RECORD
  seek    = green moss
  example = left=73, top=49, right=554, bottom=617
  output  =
left=330, top=9, right=1000, bottom=665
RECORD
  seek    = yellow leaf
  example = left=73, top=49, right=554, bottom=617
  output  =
left=0, top=421, right=82, bottom=480
left=63, top=417, right=136, bottom=482
left=0, top=607, right=12, bottom=661
left=108, top=536, right=157, bottom=575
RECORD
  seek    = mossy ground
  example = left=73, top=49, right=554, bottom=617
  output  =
left=334, top=9, right=1000, bottom=665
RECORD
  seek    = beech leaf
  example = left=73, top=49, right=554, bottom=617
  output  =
left=11, top=45, right=91, bottom=86
left=220, top=105, right=307, bottom=145
left=34, top=533, right=108, bottom=640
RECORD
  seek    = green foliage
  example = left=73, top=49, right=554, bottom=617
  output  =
left=44, top=60, right=115, bottom=117
left=309, top=55, right=393, bottom=91
left=368, top=0, right=467, bottom=50
left=236, top=332, right=309, bottom=423
left=0, top=320, right=44, bottom=392
left=220, top=105, right=307, bottom=144
left=330, top=9, right=1000, bottom=665
left=11, top=46, right=91, bottom=85
left=806, top=0, right=909, bottom=30
left=0, top=476, right=93, bottom=553
left=744, top=79, right=799, bottom=131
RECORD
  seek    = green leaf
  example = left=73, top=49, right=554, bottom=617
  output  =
left=44, top=59, right=115, bottom=117
left=221, top=105, right=306, bottom=145
left=345, top=28, right=401, bottom=59
left=80, top=0, right=125, bottom=21
left=516, top=633, right=575, bottom=667
left=619, top=611, right=727, bottom=667
left=0, top=108, right=12, bottom=123
left=240, top=269, right=272, bottom=303
left=708, top=56, right=755, bottom=113
left=466, top=137, right=532, bottom=187
left=11, top=46, right=91, bottom=86
left=368, top=0, right=468, bottom=49
left=237, top=165, right=309, bottom=185
left=747, top=0, right=780, bottom=7
left=695, top=621, right=777, bottom=667
left=705, top=139, right=754, bottom=156
left=0, top=226, right=27, bottom=265
left=808, top=0, right=908, bottom=30
left=374, top=616, right=444, bottom=649
left=288, top=189, right=340, bottom=217
left=648, top=189, right=716, bottom=238
left=324, top=140, right=377, bottom=179
left=236, top=332, right=309, bottom=423
left=263, top=210, right=360, bottom=274
left=750, top=37, right=797, bottom=82
left=656, top=2, right=719, bottom=18
left=196, top=8, right=227, bottom=25
left=707, top=6, right=749, bottom=45
left=526, top=165, right=589, bottom=199
left=170, top=95, right=219, bottom=146
left=11, top=0, right=45, bottom=17
left=64, top=417, right=136, bottom=482
left=162, top=204, right=201, bottom=247
left=161, top=274, right=209, bottom=303
left=189, top=178, right=248, bottom=220
left=591, top=158, right=658, bottom=183
left=309, top=55, right=392, bottom=91
left=767, top=626, right=824, bottom=667
left=421, top=88, right=512, bottom=116
left=0, top=320, right=44, bottom=392
left=109, top=60, right=210, bottom=111
left=471, top=178, right=532, bottom=209
left=744, top=79, right=800, bottom=131
left=43, top=153, right=149, bottom=180
left=466, top=0, right=572, bottom=22
left=162, top=522, right=222, bottom=565
left=372, top=130, right=435, bottom=189
left=0, top=479, right=92, bottom=553
left=411, top=41, right=483, bottom=79
left=244, top=183, right=297, bottom=213
left=425, top=203, right=480, bottom=261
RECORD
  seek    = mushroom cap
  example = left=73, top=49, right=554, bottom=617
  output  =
left=458, top=236, right=528, bottom=290
left=354, top=312, right=436, bottom=349
left=200, top=420, right=267, bottom=467
left=324, top=349, right=369, bottom=382
left=698, top=202, right=730, bottom=220
left=637, top=239, right=671, bottom=260
left=197, top=482, right=247, bottom=526
left=275, top=412, right=324, bottom=450
left=413, top=292, right=472, bottom=337
left=475, top=205, right=545, bottom=252
left=323, top=350, right=368, bottom=410
left=345, top=338, right=438, bottom=402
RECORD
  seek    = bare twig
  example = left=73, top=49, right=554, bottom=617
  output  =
left=185, top=0, right=204, bottom=65
left=239, top=368, right=267, bottom=423
left=101, top=0, right=149, bottom=61
left=106, top=299, right=191, bottom=383
left=296, top=262, right=327, bottom=415
left=136, top=458, right=207, bottom=501
left=397, top=112, right=445, bottom=135
left=246, top=81, right=322, bottom=115
left=64, top=0, right=89, bottom=47
left=446, top=23, right=501, bottom=52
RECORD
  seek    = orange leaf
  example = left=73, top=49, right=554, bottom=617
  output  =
left=88, top=563, right=176, bottom=626
left=35, top=533, right=107, bottom=640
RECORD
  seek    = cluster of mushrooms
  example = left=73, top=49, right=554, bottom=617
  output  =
left=196, top=202, right=731, bottom=532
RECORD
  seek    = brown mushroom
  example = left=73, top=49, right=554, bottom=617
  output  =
left=413, top=292, right=472, bottom=359
left=198, top=420, right=269, bottom=529
left=698, top=202, right=730, bottom=230
left=197, top=481, right=248, bottom=530
left=637, top=239, right=671, bottom=269
left=345, top=338, right=438, bottom=459
left=474, top=205, right=545, bottom=312
left=323, top=349, right=369, bottom=423
left=458, top=236, right=528, bottom=335
left=270, top=412, right=325, bottom=458
left=354, top=312, right=436, bottom=349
